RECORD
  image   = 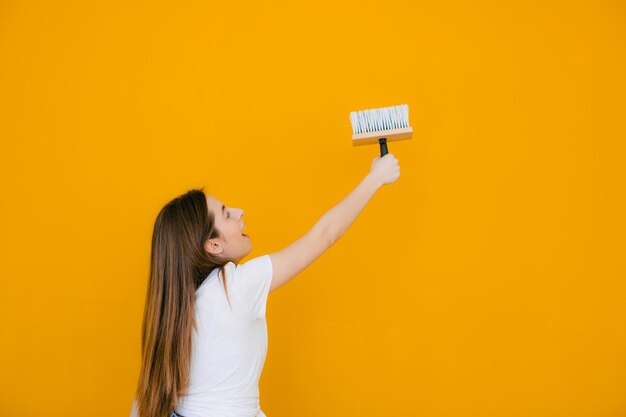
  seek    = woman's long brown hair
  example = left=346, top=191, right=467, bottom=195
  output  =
left=135, top=188, right=233, bottom=417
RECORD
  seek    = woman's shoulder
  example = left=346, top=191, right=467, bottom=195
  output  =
left=197, top=263, right=232, bottom=291
left=200, top=256, right=271, bottom=289
left=233, top=255, right=272, bottom=275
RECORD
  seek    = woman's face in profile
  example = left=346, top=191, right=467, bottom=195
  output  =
left=204, top=194, right=252, bottom=263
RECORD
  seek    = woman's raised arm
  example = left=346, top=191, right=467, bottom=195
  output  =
left=268, top=153, right=400, bottom=292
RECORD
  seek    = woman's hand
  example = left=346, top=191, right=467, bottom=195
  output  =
left=129, top=399, right=139, bottom=417
left=369, top=153, right=400, bottom=185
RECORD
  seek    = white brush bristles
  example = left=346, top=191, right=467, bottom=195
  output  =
left=349, top=104, right=413, bottom=146
left=350, top=104, right=410, bottom=135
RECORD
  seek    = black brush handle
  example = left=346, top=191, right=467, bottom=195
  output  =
left=379, top=138, right=388, bottom=157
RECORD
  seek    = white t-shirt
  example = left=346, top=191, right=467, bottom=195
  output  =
left=175, top=254, right=273, bottom=417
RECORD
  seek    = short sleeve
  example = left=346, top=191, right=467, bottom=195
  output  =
left=231, top=254, right=273, bottom=320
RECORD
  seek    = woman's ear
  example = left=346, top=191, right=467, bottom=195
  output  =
left=204, top=238, right=223, bottom=256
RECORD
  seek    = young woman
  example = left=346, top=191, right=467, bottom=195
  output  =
left=130, top=153, right=400, bottom=417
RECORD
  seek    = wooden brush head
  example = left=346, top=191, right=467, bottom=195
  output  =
left=350, top=104, right=413, bottom=148
left=352, top=127, right=413, bottom=146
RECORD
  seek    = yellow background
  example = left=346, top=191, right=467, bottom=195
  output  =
left=1, top=0, right=625, bottom=416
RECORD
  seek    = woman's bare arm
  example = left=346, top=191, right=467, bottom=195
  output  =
left=268, top=154, right=399, bottom=292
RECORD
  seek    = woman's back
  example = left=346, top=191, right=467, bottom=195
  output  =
left=175, top=255, right=273, bottom=417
